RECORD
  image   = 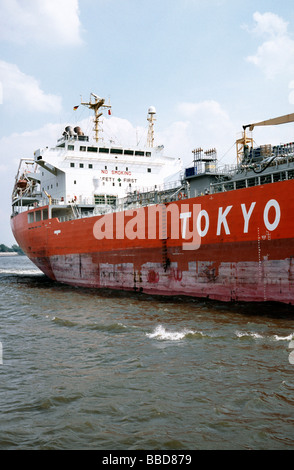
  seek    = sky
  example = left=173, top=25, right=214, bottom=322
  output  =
left=1, top=0, right=294, bottom=245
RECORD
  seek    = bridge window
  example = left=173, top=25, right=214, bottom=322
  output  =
left=94, top=195, right=105, bottom=204
left=107, top=195, right=117, bottom=205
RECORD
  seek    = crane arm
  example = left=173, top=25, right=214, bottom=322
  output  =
left=243, top=113, right=294, bottom=131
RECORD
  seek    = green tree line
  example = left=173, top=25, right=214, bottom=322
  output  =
left=0, top=244, right=24, bottom=254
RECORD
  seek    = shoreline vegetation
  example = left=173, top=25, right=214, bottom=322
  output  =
left=0, top=244, right=24, bottom=256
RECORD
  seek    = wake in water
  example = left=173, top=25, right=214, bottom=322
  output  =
left=147, top=325, right=294, bottom=345
left=146, top=325, right=203, bottom=341
left=235, top=331, right=263, bottom=339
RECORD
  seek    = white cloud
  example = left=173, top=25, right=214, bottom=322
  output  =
left=248, top=11, right=288, bottom=38
left=159, top=100, right=237, bottom=165
left=101, top=100, right=237, bottom=166
left=102, top=116, right=146, bottom=148
left=0, top=60, right=62, bottom=113
left=177, top=100, right=228, bottom=119
left=0, top=0, right=82, bottom=46
left=246, top=12, right=294, bottom=79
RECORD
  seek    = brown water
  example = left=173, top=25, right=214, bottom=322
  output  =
left=0, top=255, right=294, bottom=450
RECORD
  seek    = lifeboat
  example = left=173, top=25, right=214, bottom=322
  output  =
left=16, top=179, right=28, bottom=189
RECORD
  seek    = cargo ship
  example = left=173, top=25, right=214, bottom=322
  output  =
left=11, top=94, right=294, bottom=304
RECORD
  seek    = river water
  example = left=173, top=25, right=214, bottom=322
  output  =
left=0, top=255, right=293, bottom=450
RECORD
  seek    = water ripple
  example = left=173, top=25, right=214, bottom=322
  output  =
left=1, top=256, right=294, bottom=449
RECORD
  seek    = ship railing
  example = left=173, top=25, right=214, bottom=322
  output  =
left=131, top=179, right=182, bottom=195
left=210, top=166, right=294, bottom=195
left=124, top=180, right=185, bottom=207
left=185, top=163, right=238, bottom=178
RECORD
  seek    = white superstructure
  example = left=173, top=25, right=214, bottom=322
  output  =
left=12, top=93, right=183, bottom=218
left=34, top=131, right=181, bottom=205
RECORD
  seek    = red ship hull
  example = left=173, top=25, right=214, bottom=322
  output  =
left=11, top=179, right=294, bottom=304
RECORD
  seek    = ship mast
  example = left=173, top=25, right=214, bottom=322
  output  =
left=236, top=128, right=253, bottom=165
left=81, top=93, right=111, bottom=143
left=147, top=106, right=156, bottom=148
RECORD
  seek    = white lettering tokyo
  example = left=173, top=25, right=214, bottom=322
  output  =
left=180, top=204, right=201, bottom=250
left=180, top=211, right=191, bottom=238
left=196, top=210, right=209, bottom=237
left=241, top=202, right=256, bottom=234
left=263, top=199, right=281, bottom=231
left=217, top=206, right=233, bottom=236
left=93, top=199, right=281, bottom=246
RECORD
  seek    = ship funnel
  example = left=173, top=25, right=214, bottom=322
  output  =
left=74, top=126, right=84, bottom=136
left=65, top=126, right=74, bottom=136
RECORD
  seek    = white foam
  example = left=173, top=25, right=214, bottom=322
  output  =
left=146, top=325, right=195, bottom=341
left=235, top=330, right=263, bottom=339
left=274, top=333, right=294, bottom=342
